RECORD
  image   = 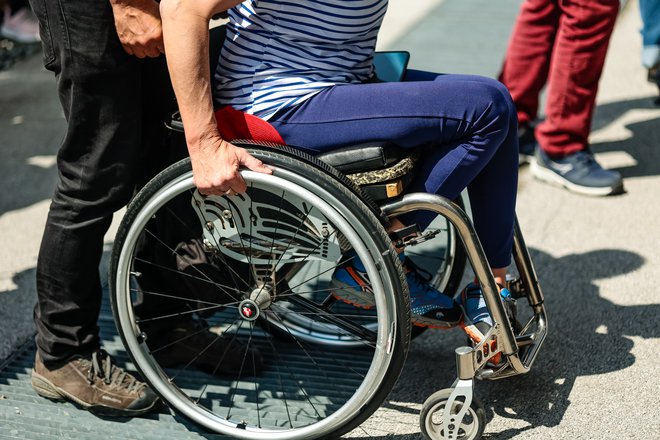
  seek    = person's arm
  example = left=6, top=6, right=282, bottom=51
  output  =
left=159, top=0, right=271, bottom=196
left=109, top=0, right=164, bottom=58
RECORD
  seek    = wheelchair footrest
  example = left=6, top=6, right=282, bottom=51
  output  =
left=391, top=228, right=443, bottom=249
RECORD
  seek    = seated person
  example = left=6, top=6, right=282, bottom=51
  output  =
left=159, top=0, right=518, bottom=339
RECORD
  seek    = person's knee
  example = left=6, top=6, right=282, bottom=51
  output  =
left=464, top=78, right=517, bottom=155
left=487, top=79, right=517, bottom=121
left=477, top=78, right=514, bottom=130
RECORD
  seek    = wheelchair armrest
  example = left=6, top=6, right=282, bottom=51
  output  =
left=373, top=51, right=410, bottom=83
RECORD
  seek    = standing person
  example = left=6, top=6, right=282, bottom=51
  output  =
left=499, top=0, right=624, bottom=196
left=28, top=0, right=260, bottom=417
left=159, top=0, right=519, bottom=340
left=640, top=0, right=660, bottom=98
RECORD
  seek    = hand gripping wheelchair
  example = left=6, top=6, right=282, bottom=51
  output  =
left=108, top=26, right=548, bottom=440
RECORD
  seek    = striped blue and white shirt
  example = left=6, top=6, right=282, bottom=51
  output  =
left=214, top=0, right=388, bottom=120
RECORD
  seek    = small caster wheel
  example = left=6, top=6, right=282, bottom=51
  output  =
left=420, top=388, right=486, bottom=440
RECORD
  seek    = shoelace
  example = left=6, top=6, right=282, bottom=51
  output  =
left=571, top=150, right=597, bottom=167
left=88, top=350, right=142, bottom=392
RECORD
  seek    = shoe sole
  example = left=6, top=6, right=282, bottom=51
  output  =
left=412, top=314, right=462, bottom=329
left=31, top=371, right=158, bottom=417
left=530, top=159, right=624, bottom=196
left=518, top=152, right=534, bottom=166
left=331, top=279, right=463, bottom=329
left=329, top=279, right=376, bottom=309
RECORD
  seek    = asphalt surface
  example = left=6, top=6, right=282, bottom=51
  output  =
left=1, top=0, right=659, bottom=438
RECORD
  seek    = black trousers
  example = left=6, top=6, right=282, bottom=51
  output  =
left=29, top=0, right=183, bottom=365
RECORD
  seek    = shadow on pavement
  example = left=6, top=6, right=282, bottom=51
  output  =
left=372, top=246, right=648, bottom=440
left=0, top=52, right=61, bottom=216
left=591, top=96, right=660, bottom=179
left=479, top=247, right=650, bottom=438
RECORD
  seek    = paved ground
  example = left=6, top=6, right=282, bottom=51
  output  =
left=1, top=0, right=659, bottom=438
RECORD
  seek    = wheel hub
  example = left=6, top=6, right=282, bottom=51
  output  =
left=238, top=284, right=273, bottom=321
left=238, top=299, right=261, bottom=321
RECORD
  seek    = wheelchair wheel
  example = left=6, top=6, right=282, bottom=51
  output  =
left=420, top=388, right=485, bottom=440
left=110, top=145, right=411, bottom=439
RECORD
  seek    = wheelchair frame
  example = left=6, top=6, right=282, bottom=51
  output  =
left=109, top=24, right=548, bottom=439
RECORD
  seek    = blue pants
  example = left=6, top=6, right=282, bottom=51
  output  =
left=269, top=71, right=519, bottom=268
left=640, top=0, right=660, bottom=68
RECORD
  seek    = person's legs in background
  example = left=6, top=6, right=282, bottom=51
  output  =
left=500, top=0, right=623, bottom=196
left=33, top=0, right=152, bottom=370
left=639, top=0, right=660, bottom=100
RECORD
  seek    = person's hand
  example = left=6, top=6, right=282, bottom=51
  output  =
left=191, top=136, right=272, bottom=196
left=110, top=0, right=164, bottom=58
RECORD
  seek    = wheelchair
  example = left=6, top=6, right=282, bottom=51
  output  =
left=109, top=26, right=548, bottom=440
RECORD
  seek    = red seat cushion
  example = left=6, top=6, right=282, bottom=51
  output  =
left=214, top=106, right=285, bottom=145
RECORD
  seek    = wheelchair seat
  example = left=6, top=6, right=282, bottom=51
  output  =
left=317, top=143, right=418, bottom=200
left=167, top=109, right=418, bottom=201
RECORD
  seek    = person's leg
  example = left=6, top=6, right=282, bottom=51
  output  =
left=33, top=0, right=150, bottom=365
left=536, top=0, right=618, bottom=156
left=270, top=73, right=518, bottom=273
left=498, top=0, right=560, bottom=126
left=28, top=0, right=163, bottom=416
left=270, top=73, right=517, bottom=327
left=528, top=0, right=623, bottom=196
left=639, top=0, right=660, bottom=69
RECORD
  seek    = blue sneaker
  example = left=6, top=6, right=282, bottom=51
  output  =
left=403, top=258, right=463, bottom=328
left=330, top=251, right=463, bottom=328
left=459, top=282, right=519, bottom=344
left=329, top=250, right=376, bottom=309
left=531, top=148, right=624, bottom=196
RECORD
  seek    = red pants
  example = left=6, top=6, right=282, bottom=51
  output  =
left=499, top=0, right=619, bottom=156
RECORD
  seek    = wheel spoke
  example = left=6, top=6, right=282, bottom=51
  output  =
left=277, top=295, right=378, bottom=344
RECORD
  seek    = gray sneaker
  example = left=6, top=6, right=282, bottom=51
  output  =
left=531, top=148, right=624, bottom=196
left=32, top=350, right=159, bottom=417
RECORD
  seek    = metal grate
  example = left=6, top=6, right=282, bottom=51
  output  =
left=0, top=298, right=232, bottom=439
left=0, top=294, right=375, bottom=438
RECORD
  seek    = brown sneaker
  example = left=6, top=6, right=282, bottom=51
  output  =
left=147, top=318, right=263, bottom=377
left=32, top=350, right=159, bottom=417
